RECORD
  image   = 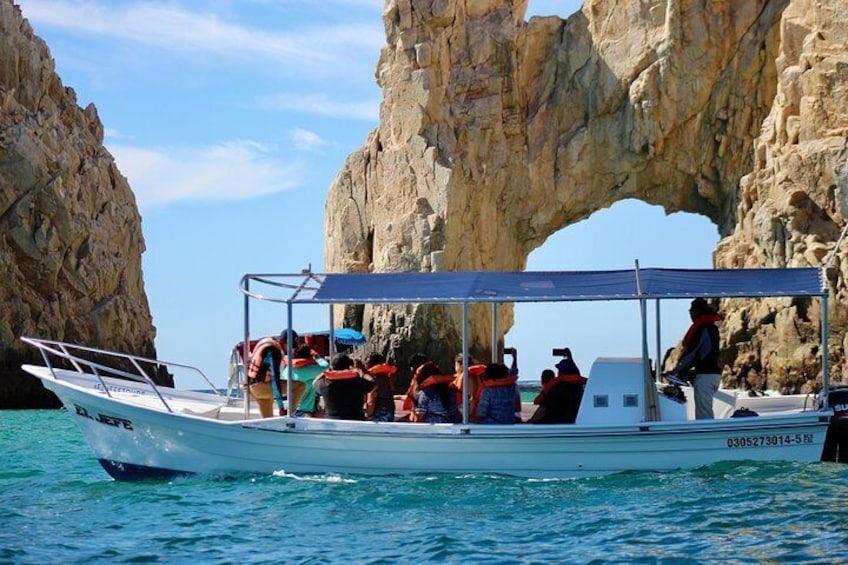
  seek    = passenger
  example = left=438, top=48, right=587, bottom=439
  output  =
left=529, top=352, right=587, bottom=423
left=412, top=361, right=461, bottom=423
left=304, top=334, right=330, bottom=357
left=246, top=332, right=291, bottom=418
left=363, top=353, right=397, bottom=422
left=475, top=362, right=520, bottom=424
left=283, top=344, right=328, bottom=417
left=452, top=354, right=486, bottom=417
left=669, top=298, right=723, bottom=419
left=504, top=347, right=522, bottom=422
left=402, top=352, right=431, bottom=417
left=312, top=353, right=376, bottom=421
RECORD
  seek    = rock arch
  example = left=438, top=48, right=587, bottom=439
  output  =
left=325, top=0, right=848, bottom=388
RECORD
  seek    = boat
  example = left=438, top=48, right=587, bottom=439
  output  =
left=20, top=265, right=838, bottom=480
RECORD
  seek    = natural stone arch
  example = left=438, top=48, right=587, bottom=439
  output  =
left=325, top=0, right=848, bottom=387
left=505, top=199, right=720, bottom=377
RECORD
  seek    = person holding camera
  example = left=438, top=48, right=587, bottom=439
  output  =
left=529, top=348, right=586, bottom=424
left=668, top=298, right=722, bottom=419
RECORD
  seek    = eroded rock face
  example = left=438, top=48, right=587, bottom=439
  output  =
left=715, top=0, right=848, bottom=391
left=326, top=0, right=848, bottom=389
left=0, top=1, right=158, bottom=407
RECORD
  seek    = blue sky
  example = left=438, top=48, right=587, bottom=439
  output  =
left=18, top=0, right=718, bottom=388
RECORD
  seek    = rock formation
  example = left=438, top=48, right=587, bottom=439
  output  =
left=0, top=1, right=158, bottom=407
left=325, top=0, right=848, bottom=390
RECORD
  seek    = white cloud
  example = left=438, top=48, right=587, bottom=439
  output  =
left=260, top=93, right=379, bottom=121
left=289, top=129, right=329, bottom=151
left=109, top=140, right=302, bottom=210
left=104, top=128, right=131, bottom=140
left=17, top=1, right=384, bottom=74
left=248, top=0, right=382, bottom=8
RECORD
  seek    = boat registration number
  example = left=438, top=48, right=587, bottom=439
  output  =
left=726, top=433, right=814, bottom=448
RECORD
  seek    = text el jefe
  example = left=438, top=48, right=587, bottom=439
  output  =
left=75, top=404, right=133, bottom=430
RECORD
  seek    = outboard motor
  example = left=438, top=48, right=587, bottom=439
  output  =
left=819, top=385, right=848, bottom=463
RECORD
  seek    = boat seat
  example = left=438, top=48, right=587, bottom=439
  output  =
left=182, top=405, right=222, bottom=419
left=713, top=389, right=738, bottom=419
left=218, top=405, right=262, bottom=421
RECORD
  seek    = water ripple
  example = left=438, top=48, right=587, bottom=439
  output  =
left=4, top=411, right=848, bottom=564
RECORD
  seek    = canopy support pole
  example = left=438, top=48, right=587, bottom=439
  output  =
left=462, top=301, right=470, bottom=424
left=286, top=302, right=294, bottom=416
left=491, top=303, right=498, bottom=362
left=655, top=299, right=662, bottom=382
left=822, top=291, right=830, bottom=408
left=243, top=278, right=251, bottom=420
left=329, top=305, right=336, bottom=357
left=635, top=260, right=660, bottom=422
left=822, top=218, right=843, bottom=406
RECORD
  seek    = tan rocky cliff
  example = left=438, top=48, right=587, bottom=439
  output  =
left=326, top=0, right=848, bottom=390
left=0, top=1, right=158, bottom=407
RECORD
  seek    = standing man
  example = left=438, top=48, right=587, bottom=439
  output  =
left=670, top=298, right=722, bottom=419
left=246, top=330, right=297, bottom=418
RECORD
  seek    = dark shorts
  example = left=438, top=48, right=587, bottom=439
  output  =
left=370, top=410, right=394, bottom=422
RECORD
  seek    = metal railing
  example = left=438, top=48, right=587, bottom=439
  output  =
left=21, top=336, right=223, bottom=413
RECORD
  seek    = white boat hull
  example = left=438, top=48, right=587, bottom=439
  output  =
left=26, top=365, right=830, bottom=480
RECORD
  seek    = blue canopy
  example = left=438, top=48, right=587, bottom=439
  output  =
left=309, top=267, right=826, bottom=304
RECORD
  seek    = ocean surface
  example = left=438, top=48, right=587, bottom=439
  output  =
left=2, top=409, right=848, bottom=564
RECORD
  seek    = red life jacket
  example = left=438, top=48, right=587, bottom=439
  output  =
left=247, top=337, right=282, bottom=382
left=533, top=373, right=587, bottom=405
left=681, top=313, right=723, bottom=347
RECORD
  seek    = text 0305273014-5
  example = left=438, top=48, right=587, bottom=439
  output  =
left=726, top=434, right=814, bottom=449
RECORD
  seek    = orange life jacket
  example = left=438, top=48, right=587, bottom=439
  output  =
left=291, top=357, right=317, bottom=369
left=533, top=373, right=587, bottom=405
left=453, top=364, right=486, bottom=390
left=419, top=374, right=456, bottom=389
left=367, top=363, right=398, bottom=376
left=322, top=369, right=360, bottom=381
left=247, top=337, right=282, bottom=382
left=471, top=375, right=520, bottom=419
left=480, top=375, right=519, bottom=390
left=403, top=362, right=454, bottom=410
left=367, top=363, right=397, bottom=394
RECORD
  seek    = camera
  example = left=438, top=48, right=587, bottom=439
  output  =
left=552, top=347, right=569, bottom=357
left=503, top=347, right=516, bottom=355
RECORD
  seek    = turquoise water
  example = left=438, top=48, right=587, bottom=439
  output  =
left=2, top=410, right=848, bottom=564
